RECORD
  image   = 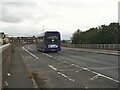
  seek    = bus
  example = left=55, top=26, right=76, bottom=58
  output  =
left=36, top=31, right=61, bottom=52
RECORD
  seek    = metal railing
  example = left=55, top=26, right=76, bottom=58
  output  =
left=61, top=44, right=120, bottom=50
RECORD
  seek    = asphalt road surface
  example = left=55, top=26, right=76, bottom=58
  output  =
left=19, top=44, right=119, bottom=88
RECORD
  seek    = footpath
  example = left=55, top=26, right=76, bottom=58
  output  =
left=7, top=47, right=34, bottom=88
left=62, top=47, right=120, bottom=56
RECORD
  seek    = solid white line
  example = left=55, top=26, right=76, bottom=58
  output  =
left=22, top=47, right=38, bottom=59
left=98, top=73, right=119, bottom=83
left=91, top=71, right=99, bottom=75
left=42, top=53, right=52, bottom=58
left=89, top=67, right=119, bottom=70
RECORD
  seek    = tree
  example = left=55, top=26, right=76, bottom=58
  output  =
left=71, top=29, right=82, bottom=44
left=71, top=22, right=120, bottom=44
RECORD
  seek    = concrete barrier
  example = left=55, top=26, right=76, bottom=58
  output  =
left=62, top=44, right=120, bottom=50
left=0, top=46, right=2, bottom=90
left=0, top=44, right=12, bottom=89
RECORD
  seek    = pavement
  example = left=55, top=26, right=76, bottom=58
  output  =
left=7, top=47, right=34, bottom=88
left=62, top=47, right=120, bottom=56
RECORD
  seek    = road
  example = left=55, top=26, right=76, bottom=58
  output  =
left=19, top=44, right=119, bottom=88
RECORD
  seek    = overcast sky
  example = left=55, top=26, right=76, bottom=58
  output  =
left=0, top=0, right=119, bottom=40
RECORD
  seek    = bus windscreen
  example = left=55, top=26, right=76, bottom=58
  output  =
left=47, top=36, right=58, bottom=43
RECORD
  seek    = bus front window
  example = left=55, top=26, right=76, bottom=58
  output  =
left=47, top=36, right=58, bottom=43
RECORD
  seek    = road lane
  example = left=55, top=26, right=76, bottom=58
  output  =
left=20, top=44, right=119, bottom=88
left=20, top=46, right=84, bottom=88
left=48, top=48, right=119, bottom=81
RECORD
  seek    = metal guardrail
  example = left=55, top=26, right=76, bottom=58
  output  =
left=0, top=44, right=12, bottom=88
left=62, top=44, right=120, bottom=50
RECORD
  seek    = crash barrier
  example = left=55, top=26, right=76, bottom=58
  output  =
left=62, top=44, right=120, bottom=50
left=0, top=46, right=2, bottom=89
left=0, top=44, right=11, bottom=88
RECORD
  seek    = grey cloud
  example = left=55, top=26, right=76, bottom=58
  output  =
left=1, top=1, right=37, bottom=7
left=1, top=26, right=22, bottom=36
left=47, top=0, right=83, bottom=8
left=2, top=14, right=23, bottom=23
left=0, top=1, right=37, bottom=23
left=1, top=25, right=41, bottom=37
left=0, top=6, right=23, bottom=23
left=34, top=12, right=64, bottom=24
left=2, top=25, right=27, bottom=36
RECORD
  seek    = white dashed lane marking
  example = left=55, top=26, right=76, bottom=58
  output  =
left=42, top=53, right=53, bottom=58
left=48, top=65, right=58, bottom=71
left=57, top=72, right=75, bottom=82
left=48, top=65, right=75, bottom=82
left=63, top=61, right=68, bottom=64
left=89, top=67, right=119, bottom=70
